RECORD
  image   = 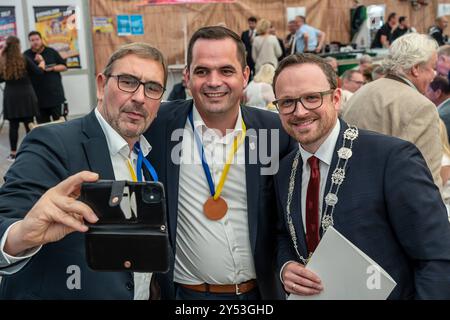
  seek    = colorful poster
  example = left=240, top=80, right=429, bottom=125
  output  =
left=92, top=16, right=114, bottom=34
left=117, top=15, right=131, bottom=36
left=0, top=7, right=17, bottom=48
left=117, top=15, right=144, bottom=36
left=130, top=15, right=144, bottom=35
left=33, top=6, right=81, bottom=68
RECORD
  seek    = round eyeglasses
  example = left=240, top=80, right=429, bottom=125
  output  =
left=273, top=89, right=335, bottom=115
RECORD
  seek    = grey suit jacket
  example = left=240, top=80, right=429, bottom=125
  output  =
left=342, top=76, right=443, bottom=188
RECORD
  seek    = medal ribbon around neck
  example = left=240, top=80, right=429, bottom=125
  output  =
left=126, top=141, right=159, bottom=182
left=188, top=108, right=246, bottom=220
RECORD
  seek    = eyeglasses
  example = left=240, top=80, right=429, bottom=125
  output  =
left=349, top=79, right=365, bottom=86
left=108, top=74, right=165, bottom=100
left=273, top=89, right=335, bottom=115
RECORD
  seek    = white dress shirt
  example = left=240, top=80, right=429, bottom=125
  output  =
left=174, top=105, right=256, bottom=285
left=298, top=120, right=340, bottom=232
left=0, top=108, right=152, bottom=300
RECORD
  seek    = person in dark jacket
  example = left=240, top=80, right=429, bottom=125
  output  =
left=24, top=31, right=67, bottom=124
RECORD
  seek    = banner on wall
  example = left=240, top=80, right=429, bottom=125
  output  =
left=0, top=6, right=17, bottom=48
left=93, top=16, right=114, bottom=34
left=33, top=6, right=81, bottom=68
left=117, top=15, right=144, bottom=36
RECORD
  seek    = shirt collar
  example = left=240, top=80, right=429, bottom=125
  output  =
left=191, top=103, right=244, bottom=145
left=95, top=108, right=152, bottom=158
left=298, top=119, right=340, bottom=166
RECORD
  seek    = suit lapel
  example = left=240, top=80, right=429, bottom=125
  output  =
left=242, top=110, right=259, bottom=254
left=289, top=152, right=309, bottom=258
left=165, top=101, right=192, bottom=247
left=81, top=111, right=115, bottom=180
left=320, top=119, right=352, bottom=236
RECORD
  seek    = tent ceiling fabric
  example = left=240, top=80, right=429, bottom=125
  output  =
left=90, top=0, right=447, bottom=74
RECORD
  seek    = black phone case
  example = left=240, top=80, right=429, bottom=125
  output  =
left=80, top=180, right=170, bottom=273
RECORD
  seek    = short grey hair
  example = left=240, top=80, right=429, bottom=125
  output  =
left=359, top=54, right=372, bottom=64
left=382, top=33, right=438, bottom=76
left=103, top=42, right=168, bottom=86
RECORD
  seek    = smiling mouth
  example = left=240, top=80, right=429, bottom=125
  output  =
left=204, top=92, right=227, bottom=98
left=292, top=118, right=316, bottom=128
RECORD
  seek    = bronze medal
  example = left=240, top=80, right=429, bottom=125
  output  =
left=203, top=196, right=228, bottom=220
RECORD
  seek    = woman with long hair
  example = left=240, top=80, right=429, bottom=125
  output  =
left=0, top=36, right=45, bottom=161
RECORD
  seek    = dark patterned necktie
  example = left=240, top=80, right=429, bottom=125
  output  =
left=306, top=156, right=320, bottom=254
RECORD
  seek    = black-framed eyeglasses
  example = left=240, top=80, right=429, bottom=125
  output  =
left=273, top=89, right=335, bottom=115
left=108, top=74, right=165, bottom=100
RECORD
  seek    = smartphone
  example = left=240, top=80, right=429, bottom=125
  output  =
left=79, top=180, right=166, bottom=225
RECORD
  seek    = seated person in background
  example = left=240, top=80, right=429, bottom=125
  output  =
left=244, top=63, right=276, bottom=111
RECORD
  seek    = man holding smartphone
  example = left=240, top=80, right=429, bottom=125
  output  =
left=0, top=42, right=167, bottom=299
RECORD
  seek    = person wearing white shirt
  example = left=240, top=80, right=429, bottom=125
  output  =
left=145, top=26, right=295, bottom=300
left=0, top=42, right=167, bottom=299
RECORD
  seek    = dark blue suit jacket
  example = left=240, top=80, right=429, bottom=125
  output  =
left=145, top=100, right=296, bottom=299
left=275, top=120, right=450, bottom=299
left=0, top=111, right=137, bottom=299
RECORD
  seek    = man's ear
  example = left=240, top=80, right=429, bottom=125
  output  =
left=96, top=73, right=107, bottom=101
left=243, top=65, right=250, bottom=88
left=411, top=64, right=420, bottom=78
left=183, top=67, right=191, bottom=89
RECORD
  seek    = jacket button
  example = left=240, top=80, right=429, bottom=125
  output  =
left=126, top=282, right=134, bottom=291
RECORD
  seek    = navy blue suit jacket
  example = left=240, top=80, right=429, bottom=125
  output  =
left=0, top=111, right=138, bottom=299
left=275, top=120, right=450, bottom=299
left=145, top=100, right=296, bottom=299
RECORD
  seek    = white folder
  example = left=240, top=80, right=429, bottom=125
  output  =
left=288, top=226, right=396, bottom=300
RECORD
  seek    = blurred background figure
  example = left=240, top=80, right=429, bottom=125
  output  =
left=356, top=54, right=372, bottom=73
left=0, top=36, right=44, bottom=161
left=241, top=16, right=258, bottom=79
left=24, top=31, right=67, bottom=124
left=269, top=24, right=286, bottom=61
left=437, top=45, right=450, bottom=78
left=371, top=12, right=396, bottom=49
left=341, top=69, right=365, bottom=93
left=371, top=64, right=386, bottom=81
left=324, top=56, right=338, bottom=74
left=293, top=15, right=325, bottom=54
left=438, top=119, right=450, bottom=212
left=252, top=19, right=282, bottom=74
left=167, top=68, right=191, bottom=101
left=429, top=16, right=449, bottom=46
left=427, top=76, right=450, bottom=143
left=392, top=16, right=416, bottom=42
left=243, top=63, right=276, bottom=111
left=284, top=20, right=297, bottom=55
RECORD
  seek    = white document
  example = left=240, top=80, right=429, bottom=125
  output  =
left=288, top=226, right=396, bottom=300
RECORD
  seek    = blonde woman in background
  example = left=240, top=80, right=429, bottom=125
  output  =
left=252, top=19, right=282, bottom=74
left=244, top=63, right=276, bottom=111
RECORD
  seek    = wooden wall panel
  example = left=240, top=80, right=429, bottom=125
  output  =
left=89, top=0, right=449, bottom=74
